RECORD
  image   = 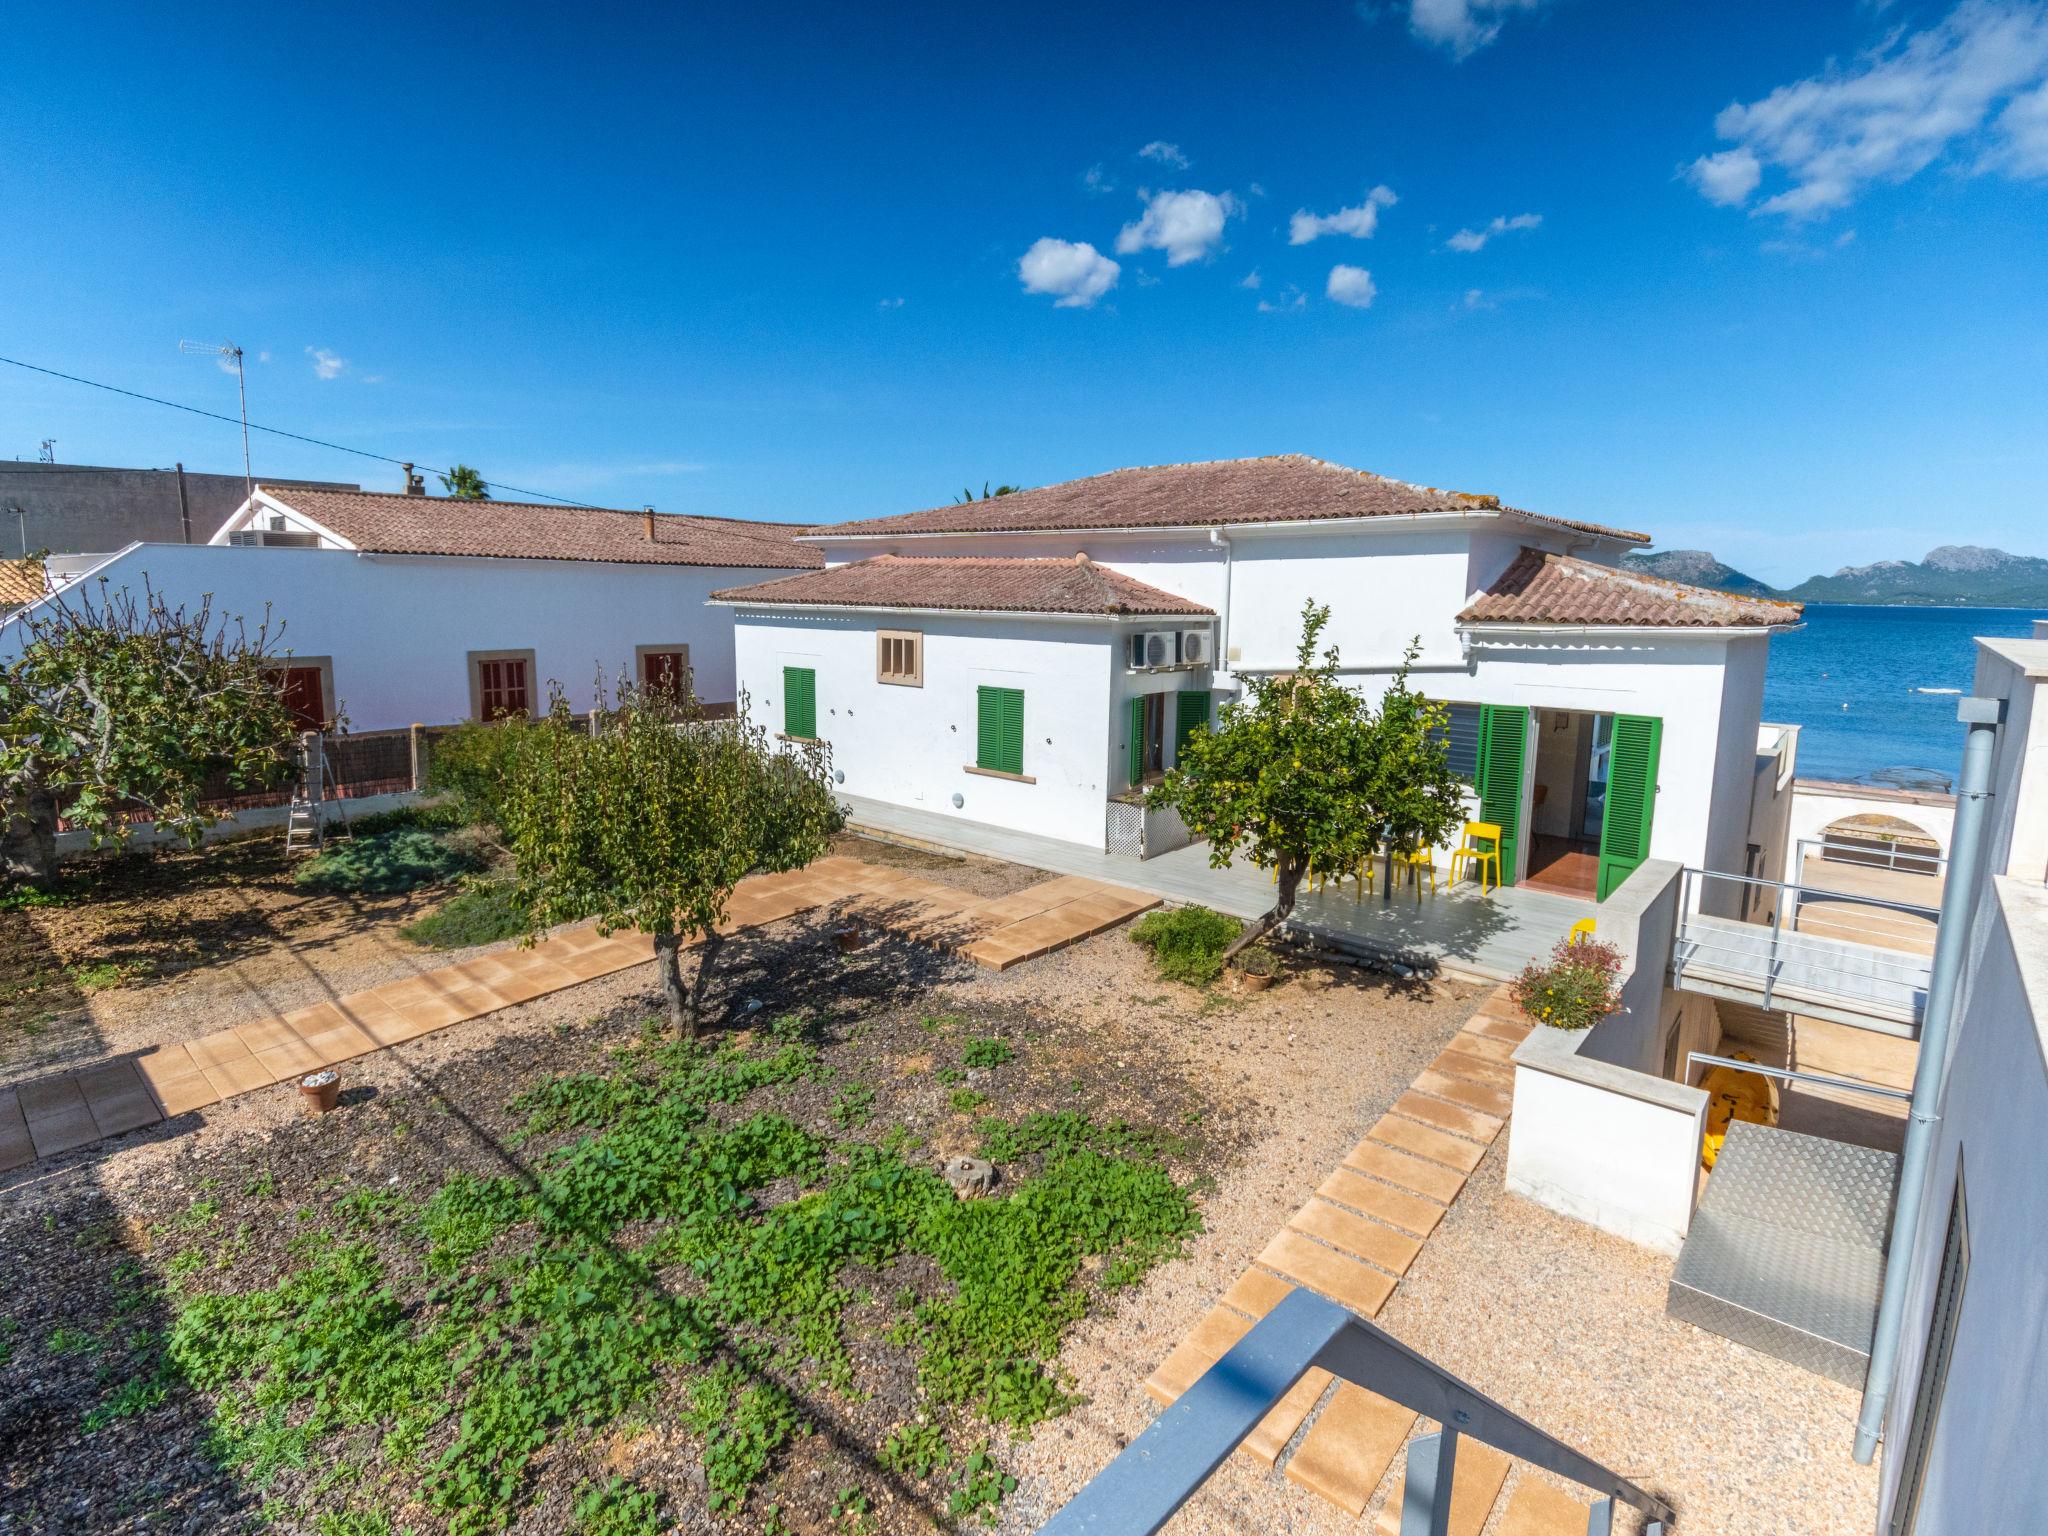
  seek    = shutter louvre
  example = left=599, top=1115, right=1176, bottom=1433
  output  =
left=977, top=686, right=1025, bottom=775
left=1596, top=714, right=1662, bottom=900
left=1174, top=690, right=1211, bottom=759
left=1128, top=696, right=1146, bottom=786
left=1476, top=704, right=1528, bottom=889
left=783, top=666, right=816, bottom=739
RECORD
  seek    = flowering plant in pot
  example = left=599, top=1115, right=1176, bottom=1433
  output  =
left=1510, top=935, right=1624, bottom=1031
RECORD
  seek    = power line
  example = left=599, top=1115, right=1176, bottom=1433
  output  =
left=0, top=353, right=606, bottom=508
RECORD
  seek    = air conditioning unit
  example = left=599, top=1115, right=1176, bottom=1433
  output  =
left=1129, top=631, right=1177, bottom=669
left=1177, top=629, right=1210, bottom=667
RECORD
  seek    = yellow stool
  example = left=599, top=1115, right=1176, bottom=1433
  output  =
left=1568, top=917, right=1597, bottom=946
left=1448, top=821, right=1504, bottom=893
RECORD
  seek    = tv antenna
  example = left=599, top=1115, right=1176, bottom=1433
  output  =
left=179, top=339, right=252, bottom=502
left=37, top=438, right=54, bottom=463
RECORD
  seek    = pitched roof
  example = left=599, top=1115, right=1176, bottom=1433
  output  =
left=257, top=486, right=820, bottom=570
left=1458, top=548, right=1804, bottom=629
left=711, top=554, right=1214, bottom=617
left=802, top=455, right=1648, bottom=544
left=0, top=557, right=45, bottom=609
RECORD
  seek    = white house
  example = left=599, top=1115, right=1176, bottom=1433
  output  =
left=716, top=455, right=1803, bottom=898
left=0, top=484, right=821, bottom=731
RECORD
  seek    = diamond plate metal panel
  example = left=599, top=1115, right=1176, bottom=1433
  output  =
left=1666, top=1122, right=1899, bottom=1388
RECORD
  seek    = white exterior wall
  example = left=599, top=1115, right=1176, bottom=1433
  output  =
left=1876, top=878, right=2048, bottom=1533
left=1780, top=781, right=1957, bottom=882
left=0, top=543, right=760, bottom=731
left=1973, top=640, right=2048, bottom=884
left=730, top=609, right=1119, bottom=848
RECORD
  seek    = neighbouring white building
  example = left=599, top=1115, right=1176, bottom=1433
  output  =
left=715, top=456, right=1804, bottom=901
left=0, top=483, right=821, bottom=731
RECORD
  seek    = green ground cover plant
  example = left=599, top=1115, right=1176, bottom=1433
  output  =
left=1127, top=904, right=1243, bottom=986
left=398, top=879, right=524, bottom=950
left=141, top=1027, right=1201, bottom=1531
left=294, top=828, right=479, bottom=896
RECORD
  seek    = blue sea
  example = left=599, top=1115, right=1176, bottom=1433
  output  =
left=1763, top=605, right=2048, bottom=790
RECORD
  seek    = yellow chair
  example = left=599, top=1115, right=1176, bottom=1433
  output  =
left=1568, top=917, right=1597, bottom=946
left=1448, top=821, right=1504, bottom=893
left=1393, top=847, right=1437, bottom=903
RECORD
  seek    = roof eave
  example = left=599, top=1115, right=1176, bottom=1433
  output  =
left=796, top=508, right=1515, bottom=542
left=1456, top=620, right=1804, bottom=639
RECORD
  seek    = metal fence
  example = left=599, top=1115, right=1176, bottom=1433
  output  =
left=1795, top=834, right=1945, bottom=877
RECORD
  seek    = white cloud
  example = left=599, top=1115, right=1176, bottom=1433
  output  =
left=305, top=346, right=347, bottom=380
left=1408, top=0, right=1547, bottom=58
left=1018, top=237, right=1121, bottom=307
left=1693, top=0, right=2048, bottom=218
left=1081, top=163, right=1115, bottom=194
left=1240, top=269, right=1263, bottom=289
left=877, top=296, right=905, bottom=309
left=1687, top=147, right=1764, bottom=206
left=1115, top=188, right=1240, bottom=266
left=1258, top=284, right=1307, bottom=313
left=360, top=374, right=386, bottom=385
left=1327, top=264, right=1378, bottom=307
left=1461, top=288, right=1496, bottom=310
left=1138, top=140, right=1190, bottom=169
left=1444, top=211, right=1542, bottom=251
left=1289, top=186, right=1399, bottom=244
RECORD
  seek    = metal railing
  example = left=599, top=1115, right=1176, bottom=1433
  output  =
left=1038, top=1289, right=1673, bottom=1535
left=1672, top=867, right=1937, bottom=1018
left=1684, top=1050, right=1912, bottom=1104
left=1795, top=835, right=1945, bottom=878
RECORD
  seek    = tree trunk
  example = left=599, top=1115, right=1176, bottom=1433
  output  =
left=684, top=929, right=725, bottom=1036
left=652, top=926, right=692, bottom=1038
left=1383, top=845, right=1396, bottom=905
left=2, top=783, right=58, bottom=890
left=1224, top=857, right=1302, bottom=960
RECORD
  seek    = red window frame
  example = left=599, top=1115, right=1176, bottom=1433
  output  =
left=268, top=665, right=327, bottom=731
left=641, top=649, right=689, bottom=700
left=477, top=657, right=530, bottom=719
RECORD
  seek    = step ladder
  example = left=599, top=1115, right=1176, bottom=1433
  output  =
left=284, top=731, right=351, bottom=855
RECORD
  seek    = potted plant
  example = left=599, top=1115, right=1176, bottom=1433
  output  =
left=1510, top=935, right=1625, bottom=1031
left=299, top=1069, right=341, bottom=1114
left=1233, top=946, right=1282, bottom=992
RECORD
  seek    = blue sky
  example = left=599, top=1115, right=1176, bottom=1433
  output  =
left=3, top=0, right=2045, bottom=584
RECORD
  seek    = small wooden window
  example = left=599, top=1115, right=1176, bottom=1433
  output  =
left=469, top=651, right=535, bottom=720
left=267, top=664, right=330, bottom=731
left=877, top=629, right=923, bottom=687
left=639, top=645, right=691, bottom=700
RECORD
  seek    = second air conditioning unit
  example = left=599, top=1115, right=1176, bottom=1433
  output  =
left=1177, top=629, right=1210, bottom=667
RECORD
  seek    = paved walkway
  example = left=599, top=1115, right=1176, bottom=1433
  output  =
left=0, top=855, right=1157, bottom=1174
left=838, top=794, right=1595, bottom=982
left=1139, top=986, right=1602, bottom=1533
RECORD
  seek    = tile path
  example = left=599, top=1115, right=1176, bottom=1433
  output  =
left=1140, top=984, right=1603, bottom=1533
left=0, top=854, right=1159, bottom=1174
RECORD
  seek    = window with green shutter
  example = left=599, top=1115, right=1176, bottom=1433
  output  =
left=1476, top=704, right=1528, bottom=888
left=782, top=666, right=816, bottom=739
left=976, top=685, right=1024, bottom=776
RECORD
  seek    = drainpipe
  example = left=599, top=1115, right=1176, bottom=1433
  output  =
left=1208, top=528, right=1234, bottom=685
left=1852, top=694, right=2003, bottom=1464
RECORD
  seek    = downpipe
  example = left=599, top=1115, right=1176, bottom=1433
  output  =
left=1852, top=696, right=2003, bottom=1464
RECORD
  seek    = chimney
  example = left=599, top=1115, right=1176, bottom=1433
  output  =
left=400, top=462, right=425, bottom=496
left=643, top=506, right=657, bottom=541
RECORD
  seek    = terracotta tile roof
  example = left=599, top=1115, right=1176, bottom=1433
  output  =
left=711, top=554, right=1215, bottom=617
left=802, top=455, right=1648, bottom=545
left=259, top=486, right=820, bottom=570
left=0, top=557, right=45, bottom=609
left=1458, top=548, right=1805, bottom=629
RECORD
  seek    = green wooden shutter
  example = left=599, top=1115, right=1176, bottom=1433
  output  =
left=782, top=666, right=816, bottom=739
left=1476, top=704, right=1529, bottom=888
left=1174, top=690, right=1211, bottom=759
left=977, top=686, right=1024, bottom=775
left=1127, top=696, right=1146, bottom=786
left=1596, top=714, right=1662, bottom=901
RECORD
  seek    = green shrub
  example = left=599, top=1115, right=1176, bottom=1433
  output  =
left=399, top=879, right=524, bottom=949
left=1128, top=905, right=1242, bottom=986
left=425, top=720, right=534, bottom=829
left=1233, top=946, right=1280, bottom=977
left=346, top=801, right=465, bottom=839
left=1510, top=936, right=1625, bottom=1031
left=295, top=829, right=478, bottom=896
left=961, top=1037, right=1012, bottom=1070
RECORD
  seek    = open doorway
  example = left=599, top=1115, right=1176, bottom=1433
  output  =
left=1525, top=708, right=1611, bottom=897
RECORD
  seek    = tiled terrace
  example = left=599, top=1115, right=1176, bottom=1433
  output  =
left=0, top=855, right=1158, bottom=1174
left=838, top=794, right=1596, bottom=981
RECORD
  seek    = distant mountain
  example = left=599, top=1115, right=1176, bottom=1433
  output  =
left=1621, top=549, right=1776, bottom=596
left=1624, top=545, right=2048, bottom=607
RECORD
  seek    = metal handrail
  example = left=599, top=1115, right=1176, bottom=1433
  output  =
left=1685, top=1050, right=1913, bottom=1103
left=1038, top=1289, right=1672, bottom=1536
left=1674, top=867, right=1936, bottom=1013
left=1797, top=835, right=1946, bottom=875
